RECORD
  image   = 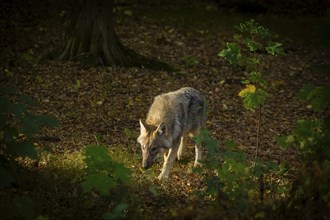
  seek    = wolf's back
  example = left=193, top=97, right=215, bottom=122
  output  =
left=146, top=87, right=207, bottom=138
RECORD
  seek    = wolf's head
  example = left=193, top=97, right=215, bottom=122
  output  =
left=137, top=120, right=170, bottom=169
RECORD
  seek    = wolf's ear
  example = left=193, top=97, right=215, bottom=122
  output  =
left=139, top=119, right=148, bottom=134
left=155, top=122, right=166, bottom=136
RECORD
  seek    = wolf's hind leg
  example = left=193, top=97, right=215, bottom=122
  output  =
left=192, top=128, right=203, bottom=167
left=177, top=136, right=187, bottom=161
left=194, top=143, right=202, bottom=167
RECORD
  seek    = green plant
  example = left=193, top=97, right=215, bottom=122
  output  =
left=194, top=129, right=280, bottom=211
left=219, top=19, right=284, bottom=166
left=219, top=19, right=284, bottom=111
left=277, top=84, right=330, bottom=161
left=0, top=87, right=58, bottom=187
left=183, top=55, right=199, bottom=66
left=0, top=87, right=58, bottom=219
left=195, top=20, right=286, bottom=212
left=277, top=84, right=330, bottom=218
left=298, top=84, right=330, bottom=113
left=82, top=145, right=132, bottom=219
left=82, top=145, right=131, bottom=195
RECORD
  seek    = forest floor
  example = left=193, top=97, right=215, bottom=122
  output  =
left=1, top=1, right=330, bottom=219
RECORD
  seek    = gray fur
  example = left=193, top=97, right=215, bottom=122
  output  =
left=137, top=87, right=207, bottom=179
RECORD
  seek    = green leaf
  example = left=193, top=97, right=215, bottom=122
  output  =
left=124, top=10, right=133, bottom=16
left=3, top=126, right=19, bottom=143
left=298, top=84, right=316, bottom=100
left=241, top=79, right=250, bottom=84
left=19, top=95, right=35, bottom=106
left=295, top=119, right=322, bottom=139
left=183, top=55, right=199, bottom=66
left=193, top=128, right=210, bottom=145
left=242, top=92, right=259, bottom=110
left=0, top=165, right=14, bottom=188
left=243, top=96, right=254, bottom=110
left=0, top=96, right=10, bottom=111
left=218, top=43, right=242, bottom=64
left=266, top=42, right=285, bottom=55
left=0, top=87, right=17, bottom=95
left=224, top=140, right=237, bottom=150
left=252, top=162, right=263, bottom=177
left=82, top=172, right=115, bottom=196
left=22, top=114, right=39, bottom=134
left=193, top=128, right=219, bottom=157
left=276, top=135, right=294, bottom=148
left=7, top=141, right=38, bottom=159
left=82, top=145, right=131, bottom=195
left=84, top=145, right=112, bottom=170
left=206, top=176, right=220, bottom=196
left=265, top=161, right=279, bottom=171
left=278, top=164, right=290, bottom=175
left=233, top=34, right=243, bottom=42
left=246, top=57, right=260, bottom=67
left=248, top=71, right=261, bottom=80
left=236, top=19, right=270, bottom=39
left=124, top=128, right=133, bottom=138
left=75, top=80, right=81, bottom=89
left=112, top=162, right=131, bottom=184
left=84, top=145, right=109, bottom=158
left=244, top=39, right=262, bottom=52
left=37, top=115, right=59, bottom=128
left=306, top=86, right=330, bottom=112
left=298, top=84, right=330, bottom=112
left=2, top=102, right=27, bottom=118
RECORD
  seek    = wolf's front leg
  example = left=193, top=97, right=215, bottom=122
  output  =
left=158, top=140, right=180, bottom=180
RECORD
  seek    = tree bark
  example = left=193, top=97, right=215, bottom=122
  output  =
left=52, top=0, right=172, bottom=70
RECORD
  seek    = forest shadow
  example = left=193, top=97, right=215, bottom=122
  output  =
left=0, top=145, right=204, bottom=219
left=136, top=4, right=329, bottom=47
left=0, top=151, right=108, bottom=219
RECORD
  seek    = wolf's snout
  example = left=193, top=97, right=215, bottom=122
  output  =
left=142, top=161, right=151, bottom=169
left=142, top=164, right=149, bottom=169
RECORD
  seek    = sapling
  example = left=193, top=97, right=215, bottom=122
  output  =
left=219, top=19, right=284, bottom=162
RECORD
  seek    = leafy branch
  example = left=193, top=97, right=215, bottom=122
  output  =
left=194, top=129, right=281, bottom=211
left=219, top=19, right=284, bottom=164
left=276, top=83, right=330, bottom=216
left=0, top=87, right=58, bottom=188
left=81, top=145, right=132, bottom=220
left=0, top=87, right=58, bottom=219
left=277, top=84, right=330, bottom=161
left=194, top=19, right=288, bottom=212
left=219, top=19, right=284, bottom=111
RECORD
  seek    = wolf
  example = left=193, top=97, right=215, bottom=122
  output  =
left=137, top=87, right=207, bottom=180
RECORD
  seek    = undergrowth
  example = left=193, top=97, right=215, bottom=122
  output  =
left=1, top=15, right=329, bottom=220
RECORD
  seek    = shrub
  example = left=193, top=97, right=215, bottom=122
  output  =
left=219, top=19, right=284, bottom=111
left=0, top=87, right=58, bottom=187
left=0, top=87, right=58, bottom=219
left=277, top=84, right=330, bottom=218
left=81, top=145, right=132, bottom=220
left=194, top=129, right=280, bottom=212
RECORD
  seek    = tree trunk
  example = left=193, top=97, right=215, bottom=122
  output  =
left=53, top=0, right=171, bottom=70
